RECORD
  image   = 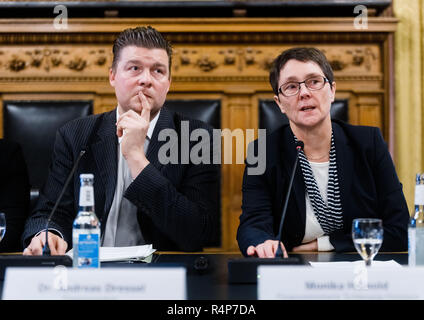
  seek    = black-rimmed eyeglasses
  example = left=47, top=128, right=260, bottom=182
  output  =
left=278, top=76, right=330, bottom=97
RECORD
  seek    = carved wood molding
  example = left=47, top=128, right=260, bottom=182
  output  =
left=0, top=44, right=381, bottom=83
left=1, top=47, right=109, bottom=72
left=0, top=17, right=397, bottom=34
left=0, top=77, right=109, bottom=82
left=0, top=32, right=390, bottom=45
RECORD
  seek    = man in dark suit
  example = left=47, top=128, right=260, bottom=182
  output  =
left=237, top=47, right=409, bottom=257
left=0, top=139, right=30, bottom=252
left=23, top=26, right=219, bottom=255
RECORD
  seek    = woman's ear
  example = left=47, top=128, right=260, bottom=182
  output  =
left=330, top=81, right=336, bottom=102
left=274, top=95, right=286, bottom=114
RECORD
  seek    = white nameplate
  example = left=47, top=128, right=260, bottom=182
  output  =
left=258, top=265, right=424, bottom=300
left=2, top=267, right=186, bottom=300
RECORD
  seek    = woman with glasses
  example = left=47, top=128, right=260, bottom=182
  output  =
left=237, top=47, right=409, bottom=257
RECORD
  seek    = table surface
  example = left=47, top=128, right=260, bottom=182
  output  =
left=0, top=251, right=408, bottom=300
left=110, top=251, right=408, bottom=300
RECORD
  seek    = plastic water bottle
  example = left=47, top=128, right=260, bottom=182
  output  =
left=409, top=173, right=424, bottom=266
left=72, top=173, right=100, bottom=268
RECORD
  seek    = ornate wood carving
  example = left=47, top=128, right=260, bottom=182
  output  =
left=0, top=46, right=110, bottom=76
left=0, top=44, right=381, bottom=85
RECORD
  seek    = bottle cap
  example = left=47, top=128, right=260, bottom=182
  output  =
left=80, top=173, right=94, bottom=180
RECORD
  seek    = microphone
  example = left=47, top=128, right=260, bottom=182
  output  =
left=275, top=140, right=304, bottom=258
left=42, top=149, right=86, bottom=256
left=227, top=141, right=307, bottom=284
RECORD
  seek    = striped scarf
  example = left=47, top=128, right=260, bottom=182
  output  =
left=295, top=133, right=343, bottom=235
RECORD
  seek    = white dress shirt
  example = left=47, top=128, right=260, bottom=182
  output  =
left=302, top=160, right=335, bottom=251
left=102, top=108, right=160, bottom=247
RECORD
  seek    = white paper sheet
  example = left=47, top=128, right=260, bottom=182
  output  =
left=309, top=259, right=402, bottom=268
left=66, top=244, right=156, bottom=262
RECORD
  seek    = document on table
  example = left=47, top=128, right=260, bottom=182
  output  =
left=309, top=260, right=402, bottom=268
left=67, top=244, right=156, bottom=263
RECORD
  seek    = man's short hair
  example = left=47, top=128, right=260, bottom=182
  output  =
left=269, top=47, right=334, bottom=96
left=112, top=26, right=173, bottom=76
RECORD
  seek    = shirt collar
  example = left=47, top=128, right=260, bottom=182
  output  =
left=116, top=107, right=161, bottom=144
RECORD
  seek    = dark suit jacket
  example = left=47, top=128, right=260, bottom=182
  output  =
left=23, top=107, right=219, bottom=251
left=237, top=120, right=409, bottom=255
left=0, top=139, right=30, bottom=252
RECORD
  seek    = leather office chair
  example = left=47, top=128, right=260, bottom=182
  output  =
left=3, top=99, right=221, bottom=247
left=164, top=100, right=221, bottom=129
left=259, top=99, right=348, bottom=132
left=3, top=101, right=93, bottom=211
left=164, top=100, right=221, bottom=247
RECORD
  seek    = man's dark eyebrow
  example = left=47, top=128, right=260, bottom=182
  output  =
left=124, top=60, right=166, bottom=67
left=152, top=62, right=167, bottom=69
left=124, top=59, right=141, bottom=66
left=123, top=60, right=168, bottom=72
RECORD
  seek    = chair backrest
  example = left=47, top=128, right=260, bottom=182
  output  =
left=3, top=100, right=93, bottom=209
left=164, top=99, right=221, bottom=129
left=3, top=99, right=222, bottom=246
left=258, top=99, right=349, bottom=132
left=165, top=99, right=221, bottom=247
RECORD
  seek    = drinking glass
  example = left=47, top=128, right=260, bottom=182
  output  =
left=352, top=218, right=383, bottom=267
left=0, top=212, right=5, bottom=243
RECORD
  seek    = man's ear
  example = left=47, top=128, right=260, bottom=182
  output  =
left=109, top=68, right=115, bottom=87
left=274, top=95, right=286, bottom=114
left=167, top=77, right=172, bottom=93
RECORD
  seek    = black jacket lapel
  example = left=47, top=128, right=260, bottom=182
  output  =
left=91, top=110, right=118, bottom=217
left=332, top=121, right=354, bottom=228
left=279, top=126, right=307, bottom=228
left=146, top=107, right=176, bottom=170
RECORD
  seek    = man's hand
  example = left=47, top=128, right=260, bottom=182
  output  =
left=22, top=231, right=68, bottom=256
left=116, top=91, right=151, bottom=178
left=292, top=239, right=318, bottom=252
left=246, top=239, right=288, bottom=258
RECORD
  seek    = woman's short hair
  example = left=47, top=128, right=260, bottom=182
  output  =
left=269, top=47, right=334, bottom=96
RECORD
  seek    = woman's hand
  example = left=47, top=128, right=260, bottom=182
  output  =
left=246, top=239, right=288, bottom=258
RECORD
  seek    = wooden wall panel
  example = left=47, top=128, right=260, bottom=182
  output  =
left=0, top=18, right=396, bottom=252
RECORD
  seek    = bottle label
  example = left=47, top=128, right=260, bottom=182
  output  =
left=79, top=186, right=94, bottom=207
left=415, top=185, right=424, bottom=205
left=77, top=233, right=99, bottom=268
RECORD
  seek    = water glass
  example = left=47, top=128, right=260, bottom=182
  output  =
left=352, top=218, right=383, bottom=267
left=0, top=212, right=6, bottom=243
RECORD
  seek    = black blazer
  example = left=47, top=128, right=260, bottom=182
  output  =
left=0, top=139, right=30, bottom=252
left=23, top=107, right=219, bottom=251
left=237, top=120, right=409, bottom=255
